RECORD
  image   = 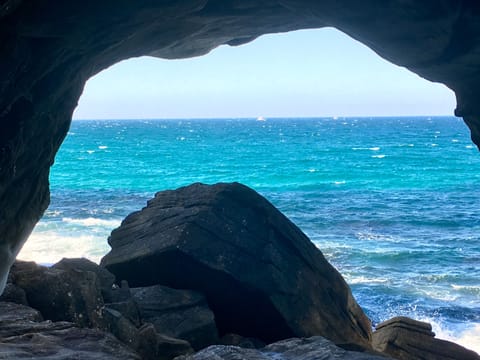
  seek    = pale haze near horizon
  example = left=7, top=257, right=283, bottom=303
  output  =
left=73, top=28, right=456, bottom=120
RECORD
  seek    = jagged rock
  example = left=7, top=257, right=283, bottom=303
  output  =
left=372, top=316, right=480, bottom=360
left=174, top=336, right=388, bottom=360
left=137, top=323, right=195, bottom=360
left=11, top=260, right=104, bottom=328
left=0, top=302, right=141, bottom=359
left=105, top=299, right=142, bottom=327
left=131, top=284, right=219, bottom=350
left=102, top=182, right=371, bottom=347
left=53, top=257, right=116, bottom=302
left=100, top=307, right=194, bottom=360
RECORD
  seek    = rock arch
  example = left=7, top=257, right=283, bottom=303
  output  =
left=1, top=0, right=479, bottom=291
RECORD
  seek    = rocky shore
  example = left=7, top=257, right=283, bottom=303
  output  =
left=1, top=183, right=478, bottom=359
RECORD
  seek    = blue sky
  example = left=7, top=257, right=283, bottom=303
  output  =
left=73, top=28, right=456, bottom=119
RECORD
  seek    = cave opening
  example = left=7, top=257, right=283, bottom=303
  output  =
left=14, top=27, right=479, bottom=351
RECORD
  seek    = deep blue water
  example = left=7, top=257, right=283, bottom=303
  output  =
left=20, top=117, right=480, bottom=350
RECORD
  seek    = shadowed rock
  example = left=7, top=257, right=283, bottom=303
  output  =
left=101, top=307, right=194, bottom=360
left=102, top=182, right=371, bottom=348
left=372, top=316, right=480, bottom=360
left=131, top=285, right=219, bottom=350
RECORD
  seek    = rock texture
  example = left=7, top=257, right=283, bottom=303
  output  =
left=131, top=285, right=219, bottom=350
left=10, top=260, right=105, bottom=328
left=372, top=316, right=480, bottom=360
left=0, top=302, right=141, bottom=359
left=2, top=259, right=196, bottom=359
left=1, top=0, right=480, bottom=296
left=174, top=336, right=388, bottom=360
left=102, top=182, right=372, bottom=348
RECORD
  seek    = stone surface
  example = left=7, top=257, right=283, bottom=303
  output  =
left=137, top=323, right=195, bottom=360
left=0, top=282, right=28, bottom=305
left=102, top=182, right=371, bottom=347
left=372, top=316, right=480, bottom=360
left=174, top=336, right=388, bottom=360
left=1, top=0, right=480, bottom=298
left=219, top=333, right=266, bottom=349
left=10, top=260, right=104, bottom=328
left=131, top=284, right=219, bottom=350
left=53, top=257, right=116, bottom=302
left=0, top=302, right=141, bottom=359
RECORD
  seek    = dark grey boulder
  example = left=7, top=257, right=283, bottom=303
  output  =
left=372, top=316, right=480, bottom=360
left=131, top=284, right=219, bottom=350
left=174, top=336, right=388, bottom=360
left=11, top=260, right=104, bottom=328
left=101, top=182, right=371, bottom=347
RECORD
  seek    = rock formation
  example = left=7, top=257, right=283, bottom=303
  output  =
left=372, top=317, right=480, bottom=360
left=131, top=285, right=219, bottom=350
left=102, top=182, right=372, bottom=348
left=174, top=336, right=388, bottom=360
left=1, top=1, right=480, bottom=292
left=0, top=302, right=142, bottom=359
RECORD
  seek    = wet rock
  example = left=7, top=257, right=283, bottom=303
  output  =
left=102, top=182, right=371, bottom=347
left=0, top=302, right=141, bottom=359
left=372, top=316, right=480, bottom=360
left=131, top=284, right=218, bottom=350
left=174, top=336, right=388, bottom=360
left=11, top=261, right=104, bottom=328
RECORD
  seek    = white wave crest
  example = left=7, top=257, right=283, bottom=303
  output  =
left=18, top=231, right=110, bottom=265
left=62, top=217, right=121, bottom=228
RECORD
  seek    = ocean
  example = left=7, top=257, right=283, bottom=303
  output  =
left=18, top=117, right=480, bottom=351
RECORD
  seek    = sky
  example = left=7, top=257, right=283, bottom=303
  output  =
left=73, top=28, right=456, bottom=120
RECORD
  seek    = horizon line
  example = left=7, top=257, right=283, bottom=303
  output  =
left=72, top=114, right=458, bottom=121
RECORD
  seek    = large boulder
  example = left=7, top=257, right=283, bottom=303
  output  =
left=372, top=317, right=480, bottom=360
left=174, top=336, right=388, bottom=360
left=131, top=285, right=219, bottom=350
left=101, top=182, right=371, bottom=347
left=0, top=302, right=141, bottom=359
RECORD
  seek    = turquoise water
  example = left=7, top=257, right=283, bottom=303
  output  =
left=20, top=117, right=480, bottom=351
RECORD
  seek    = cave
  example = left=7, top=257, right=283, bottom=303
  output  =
left=1, top=0, right=480, bottom=298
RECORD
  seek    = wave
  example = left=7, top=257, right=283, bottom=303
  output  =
left=18, top=231, right=110, bottom=265
left=345, top=275, right=389, bottom=285
left=429, top=320, right=480, bottom=354
left=62, top=217, right=121, bottom=228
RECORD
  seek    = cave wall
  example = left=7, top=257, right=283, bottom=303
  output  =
left=1, top=0, right=479, bottom=292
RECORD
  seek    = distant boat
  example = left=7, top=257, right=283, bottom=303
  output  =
left=256, top=116, right=266, bottom=121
